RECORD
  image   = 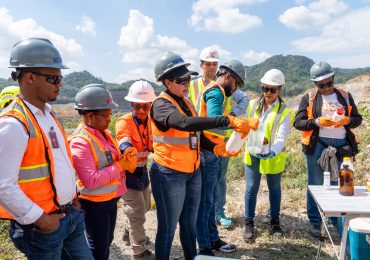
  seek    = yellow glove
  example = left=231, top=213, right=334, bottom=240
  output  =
left=334, top=116, right=350, bottom=128
left=318, top=117, right=335, bottom=127
left=213, top=142, right=241, bottom=157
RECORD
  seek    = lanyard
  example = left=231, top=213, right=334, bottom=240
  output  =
left=133, top=116, right=150, bottom=152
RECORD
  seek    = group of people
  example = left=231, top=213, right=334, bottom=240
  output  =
left=0, top=37, right=362, bottom=260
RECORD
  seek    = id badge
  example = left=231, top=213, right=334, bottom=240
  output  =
left=105, top=151, right=114, bottom=164
left=189, top=133, right=198, bottom=150
left=49, top=127, right=59, bottom=148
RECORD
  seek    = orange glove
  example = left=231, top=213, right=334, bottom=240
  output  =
left=318, top=117, right=335, bottom=127
left=213, top=142, right=241, bottom=157
left=246, top=118, right=259, bottom=131
left=334, top=116, right=350, bottom=128
left=228, top=116, right=250, bottom=136
left=115, top=147, right=138, bottom=173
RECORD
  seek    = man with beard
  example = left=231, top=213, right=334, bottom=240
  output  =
left=195, top=59, right=248, bottom=255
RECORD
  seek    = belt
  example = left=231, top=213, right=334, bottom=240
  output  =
left=52, top=201, right=73, bottom=215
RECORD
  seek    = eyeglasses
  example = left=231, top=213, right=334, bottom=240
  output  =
left=93, top=112, right=112, bottom=119
left=171, top=76, right=191, bottom=86
left=316, top=80, right=333, bottom=89
left=132, top=104, right=151, bottom=111
left=262, top=86, right=280, bottom=94
left=24, top=71, right=63, bottom=85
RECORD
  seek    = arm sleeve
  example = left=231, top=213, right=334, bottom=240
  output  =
left=270, top=112, right=292, bottom=155
left=347, top=93, right=362, bottom=128
left=152, top=98, right=230, bottom=132
left=115, top=116, right=134, bottom=153
left=70, top=137, right=121, bottom=189
left=293, top=94, right=317, bottom=131
left=231, top=90, right=249, bottom=116
left=0, top=117, right=43, bottom=225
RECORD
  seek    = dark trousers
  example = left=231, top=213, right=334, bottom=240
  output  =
left=79, top=197, right=119, bottom=260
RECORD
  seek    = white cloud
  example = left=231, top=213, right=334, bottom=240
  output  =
left=279, top=0, right=348, bottom=30
left=242, top=50, right=271, bottom=65
left=0, top=7, right=83, bottom=78
left=328, top=53, right=370, bottom=69
left=292, top=7, right=370, bottom=53
left=189, top=0, right=264, bottom=33
left=117, top=9, right=199, bottom=82
left=75, top=16, right=96, bottom=36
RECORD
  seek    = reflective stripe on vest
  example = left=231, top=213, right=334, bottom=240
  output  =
left=0, top=97, right=70, bottom=219
left=151, top=92, right=200, bottom=173
left=70, top=126, right=121, bottom=202
left=244, top=98, right=293, bottom=174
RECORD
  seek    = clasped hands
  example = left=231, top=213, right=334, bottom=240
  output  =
left=228, top=116, right=260, bottom=138
left=316, top=116, right=350, bottom=128
left=115, top=147, right=138, bottom=173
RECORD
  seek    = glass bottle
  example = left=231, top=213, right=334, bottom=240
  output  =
left=339, top=159, right=354, bottom=196
left=260, top=137, right=269, bottom=155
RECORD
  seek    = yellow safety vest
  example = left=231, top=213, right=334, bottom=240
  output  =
left=243, top=98, right=293, bottom=174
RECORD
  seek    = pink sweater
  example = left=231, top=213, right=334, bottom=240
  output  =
left=70, top=125, right=127, bottom=198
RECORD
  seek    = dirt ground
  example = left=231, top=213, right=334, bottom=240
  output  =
left=109, top=178, right=342, bottom=260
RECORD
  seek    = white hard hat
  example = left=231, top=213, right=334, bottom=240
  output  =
left=199, top=47, right=219, bottom=62
left=260, top=69, right=285, bottom=86
left=125, top=80, right=156, bottom=103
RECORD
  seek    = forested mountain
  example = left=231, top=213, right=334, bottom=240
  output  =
left=1, top=55, right=369, bottom=103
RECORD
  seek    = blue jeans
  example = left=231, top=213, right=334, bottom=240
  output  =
left=150, top=160, right=201, bottom=260
left=215, top=156, right=230, bottom=217
left=306, top=137, right=346, bottom=225
left=244, top=155, right=282, bottom=221
left=197, top=150, right=221, bottom=250
left=79, top=197, right=119, bottom=260
left=9, top=206, right=93, bottom=260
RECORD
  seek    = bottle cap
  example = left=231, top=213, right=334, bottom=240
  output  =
left=337, top=107, right=344, bottom=115
left=324, top=171, right=330, bottom=175
left=343, top=157, right=350, bottom=161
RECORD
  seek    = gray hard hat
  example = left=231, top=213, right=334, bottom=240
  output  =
left=74, top=84, right=118, bottom=111
left=9, top=38, right=68, bottom=69
left=310, top=61, right=335, bottom=81
left=154, top=51, right=192, bottom=81
left=219, top=59, right=246, bottom=84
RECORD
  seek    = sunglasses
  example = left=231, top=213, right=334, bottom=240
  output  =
left=262, top=86, right=280, bottom=94
left=132, top=104, right=151, bottom=111
left=316, top=80, right=333, bottom=89
left=25, top=71, right=63, bottom=85
left=171, top=76, right=191, bottom=86
left=93, top=112, right=112, bottom=119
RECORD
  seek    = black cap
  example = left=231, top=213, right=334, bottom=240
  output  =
left=163, top=65, right=198, bottom=80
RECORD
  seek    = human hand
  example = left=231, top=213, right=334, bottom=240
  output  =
left=246, top=118, right=259, bottom=131
left=34, top=212, right=64, bottom=233
left=228, top=116, right=250, bottom=137
left=255, top=150, right=275, bottom=160
left=317, top=117, right=335, bottom=127
left=334, top=116, right=350, bottom=128
left=214, top=142, right=241, bottom=157
left=123, top=147, right=137, bottom=160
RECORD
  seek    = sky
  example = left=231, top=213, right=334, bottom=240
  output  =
left=1, top=0, right=370, bottom=83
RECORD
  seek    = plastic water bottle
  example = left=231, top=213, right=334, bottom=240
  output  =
left=259, top=138, right=269, bottom=155
left=332, top=107, right=344, bottom=122
left=226, top=131, right=246, bottom=153
left=323, top=171, right=331, bottom=189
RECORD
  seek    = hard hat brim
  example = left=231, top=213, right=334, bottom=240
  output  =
left=311, top=71, right=335, bottom=82
left=124, top=96, right=155, bottom=103
left=260, top=79, right=284, bottom=86
left=9, top=64, right=69, bottom=69
left=74, top=102, right=118, bottom=111
left=200, top=58, right=219, bottom=62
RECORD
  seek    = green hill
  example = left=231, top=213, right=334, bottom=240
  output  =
left=1, top=55, right=370, bottom=103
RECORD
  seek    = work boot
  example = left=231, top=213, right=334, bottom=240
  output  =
left=211, top=239, right=236, bottom=253
left=198, top=248, right=215, bottom=256
left=216, top=214, right=233, bottom=229
left=309, top=223, right=322, bottom=238
left=132, top=249, right=155, bottom=260
left=122, top=228, right=130, bottom=243
left=270, top=219, right=283, bottom=236
left=244, top=220, right=255, bottom=242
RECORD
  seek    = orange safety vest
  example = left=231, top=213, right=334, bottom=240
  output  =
left=151, top=92, right=200, bottom=173
left=115, top=113, right=152, bottom=168
left=0, top=97, right=72, bottom=219
left=301, top=88, right=357, bottom=145
left=195, top=83, right=229, bottom=144
left=69, top=125, right=123, bottom=202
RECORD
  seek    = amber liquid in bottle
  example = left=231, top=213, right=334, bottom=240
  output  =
left=339, top=165, right=354, bottom=196
left=260, top=137, right=269, bottom=155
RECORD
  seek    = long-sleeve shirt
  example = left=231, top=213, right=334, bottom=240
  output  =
left=69, top=125, right=126, bottom=197
left=231, top=89, right=249, bottom=116
left=0, top=101, right=76, bottom=225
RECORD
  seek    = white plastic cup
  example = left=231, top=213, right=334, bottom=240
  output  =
left=323, top=171, right=331, bottom=189
left=226, top=131, right=246, bottom=153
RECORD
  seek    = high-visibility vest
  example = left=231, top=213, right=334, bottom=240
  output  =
left=243, top=98, right=293, bottom=174
left=301, top=88, right=357, bottom=146
left=190, top=77, right=232, bottom=138
left=116, top=113, right=152, bottom=168
left=0, top=97, right=72, bottom=219
left=151, top=92, right=200, bottom=173
left=69, top=125, right=123, bottom=202
left=195, top=83, right=232, bottom=144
